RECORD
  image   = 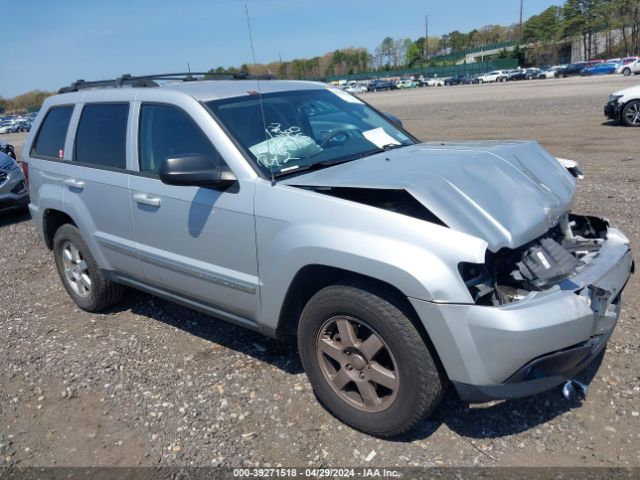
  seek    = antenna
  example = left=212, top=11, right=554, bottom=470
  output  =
left=245, top=3, right=275, bottom=185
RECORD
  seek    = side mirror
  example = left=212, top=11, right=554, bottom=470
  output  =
left=384, top=112, right=403, bottom=127
left=159, top=154, right=236, bottom=189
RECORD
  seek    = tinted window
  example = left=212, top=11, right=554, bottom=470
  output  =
left=75, top=103, right=129, bottom=169
left=32, top=106, right=73, bottom=158
left=139, top=104, right=222, bottom=173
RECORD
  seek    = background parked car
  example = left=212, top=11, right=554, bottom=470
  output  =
left=541, top=65, right=567, bottom=78
left=395, top=79, right=417, bottom=89
left=0, top=121, right=17, bottom=134
left=477, top=70, right=507, bottom=83
left=14, top=120, right=31, bottom=132
left=496, top=71, right=511, bottom=82
left=524, top=68, right=542, bottom=79
left=619, top=59, right=640, bottom=76
left=368, top=80, right=396, bottom=92
left=556, top=62, right=588, bottom=77
left=605, top=84, right=640, bottom=127
left=507, top=70, right=527, bottom=81
left=0, top=152, right=29, bottom=212
left=420, top=77, right=444, bottom=87
left=344, top=84, right=367, bottom=94
left=444, top=75, right=473, bottom=86
left=581, top=62, right=620, bottom=76
left=0, top=140, right=17, bottom=160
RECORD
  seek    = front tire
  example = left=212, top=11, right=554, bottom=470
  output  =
left=622, top=100, right=640, bottom=127
left=623, top=68, right=631, bottom=76
left=53, top=224, right=125, bottom=312
left=298, top=283, right=445, bottom=437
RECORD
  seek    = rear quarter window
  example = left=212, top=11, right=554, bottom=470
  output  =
left=75, top=103, right=129, bottom=169
left=32, top=106, right=74, bottom=158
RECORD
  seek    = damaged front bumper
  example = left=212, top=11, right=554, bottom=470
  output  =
left=604, top=100, right=622, bottom=121
left=409, top=225, right=633, bottom=402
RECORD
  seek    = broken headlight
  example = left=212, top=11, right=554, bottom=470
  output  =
left=458, top=262, right=494, bottom=305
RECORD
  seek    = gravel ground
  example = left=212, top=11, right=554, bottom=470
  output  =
left=1, top=75, right=639, bottom=468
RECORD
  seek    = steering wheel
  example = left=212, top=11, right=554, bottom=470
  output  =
left=319, top=129, right=356, bottom=148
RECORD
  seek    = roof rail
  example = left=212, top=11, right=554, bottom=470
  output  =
left=58, top=72, right=276, bottom=94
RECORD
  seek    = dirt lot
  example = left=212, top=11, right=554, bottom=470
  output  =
left=1, top=75, right=639, bottom=468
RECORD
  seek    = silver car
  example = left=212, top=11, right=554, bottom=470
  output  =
left=24, top=74, right=634, bottom=437
left=0, top=152, right=29, bottom=211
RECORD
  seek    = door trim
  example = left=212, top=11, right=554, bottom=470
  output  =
left=137, top=250, right=257, bottom=295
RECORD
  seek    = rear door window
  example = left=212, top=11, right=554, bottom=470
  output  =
left=32, top=106, right=74, bottom=158
left=74, top=103, right=129, bottom=169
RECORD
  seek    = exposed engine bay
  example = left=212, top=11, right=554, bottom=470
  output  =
left=306, top=187, right=447, bottom=226
left=462, top=214, right=609, bottom=305
left=300, top=185, right=610, bottom=307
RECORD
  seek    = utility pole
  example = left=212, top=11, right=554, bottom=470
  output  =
left=424, top=15, right=429, bottom=62
left=519, top=0, right=524, bottom=41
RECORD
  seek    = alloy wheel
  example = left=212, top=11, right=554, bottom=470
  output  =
left=625, top=102, right=640, bottom=126
left=61, top=240, right=92, bottom=297
left=315, top=316, right=399, bottom=413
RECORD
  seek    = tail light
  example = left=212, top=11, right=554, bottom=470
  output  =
left=21, top=160, right=29, bottom=188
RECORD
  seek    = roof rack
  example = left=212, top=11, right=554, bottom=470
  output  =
left=58, top=72, right=276, bottom=94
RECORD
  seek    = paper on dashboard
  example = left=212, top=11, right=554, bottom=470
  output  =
left=362, top=127, right=401, bottom=149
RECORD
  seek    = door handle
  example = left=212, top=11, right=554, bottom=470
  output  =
left=64, top=178, right=85, bottom=189
left=133, top=193, right=161, bottom=208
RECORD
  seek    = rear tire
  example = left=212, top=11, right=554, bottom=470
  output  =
left=297, top=283, right=445, bottom=437
left=53, top=224, right=125, bottom=312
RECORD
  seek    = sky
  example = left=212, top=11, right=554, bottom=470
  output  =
left=1, top=0, right=559, bottom=98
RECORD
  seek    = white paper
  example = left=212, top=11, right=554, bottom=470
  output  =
left=362, top=127, right=401, bottom=149
left=329, top=87, right=364, bottom=104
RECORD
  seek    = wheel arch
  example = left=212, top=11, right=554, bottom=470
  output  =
left=42, top=208, right=77, bottom=249
left=273, top=264, right=447, bottom=376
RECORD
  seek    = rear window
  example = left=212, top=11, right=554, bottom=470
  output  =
left=32, top=106, right=74, bottom=158
left=75, top=103, right=129, bottom=169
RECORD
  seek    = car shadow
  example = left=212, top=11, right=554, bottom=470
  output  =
left=601, top=120, right=622, bottom=127
left=107, top=289, right=606, bottom=441
left=110, top=289, right=304, bottom=375
left=0, top=208, right=31, bottom=228
left=397, top=350, right=604, bottom=442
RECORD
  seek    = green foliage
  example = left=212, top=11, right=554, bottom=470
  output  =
left=1, top=90, right=53, bottom=113
left=522, top=6, right=562, bottom=44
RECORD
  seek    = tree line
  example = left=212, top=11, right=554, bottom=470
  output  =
left=0, top=91, right=53, bottom=114
left=207, top=23, right=518, bottom=80
left=523, top=0, right=640, bottom=64
left=212, top=0, right=639, bottom=78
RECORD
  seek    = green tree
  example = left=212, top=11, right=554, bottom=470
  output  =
left=405, top=39, right=424, bottom=66
left=522, top=6, right=562, bottom=44
left=562, top=0, right=608, bottom=59
left=380, top=37, right=394, bottom=66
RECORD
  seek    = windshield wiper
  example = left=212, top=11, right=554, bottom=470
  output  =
left=272, top=143, right=412, bottom=179
left=370, top=143, right=407, bottom=153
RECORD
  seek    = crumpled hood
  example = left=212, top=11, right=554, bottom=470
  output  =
left=282, top=141, right=576, bottom=251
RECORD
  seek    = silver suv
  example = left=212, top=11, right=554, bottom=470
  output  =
left=24, top=74, right=633, bottom=437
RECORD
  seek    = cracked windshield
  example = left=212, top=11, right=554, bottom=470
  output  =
left=206, top=88, right=414, bottom=176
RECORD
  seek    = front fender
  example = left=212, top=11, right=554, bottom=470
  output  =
left=254, top=181, right=488, bottom=330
